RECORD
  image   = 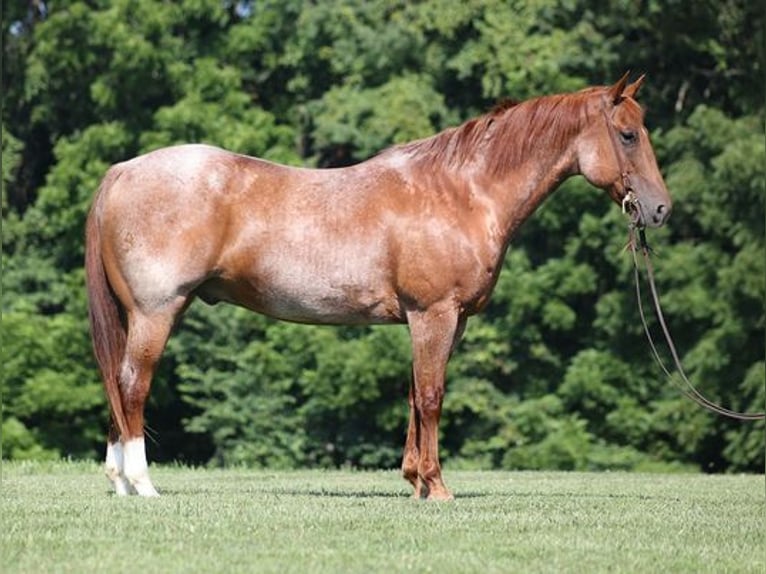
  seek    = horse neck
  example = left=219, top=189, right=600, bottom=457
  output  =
left=469, top=95, right=588, bottom=243
left=387, top=91, right=593, bottom=245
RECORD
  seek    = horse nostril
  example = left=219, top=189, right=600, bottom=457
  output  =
left=653, top=203, right=670, bottom=225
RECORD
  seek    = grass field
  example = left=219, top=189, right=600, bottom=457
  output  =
left=1, top=462, right=763, bottom=573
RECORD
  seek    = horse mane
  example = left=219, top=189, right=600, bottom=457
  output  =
left=388, top=87, right=602, bottom=177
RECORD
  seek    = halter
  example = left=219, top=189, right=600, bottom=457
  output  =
left=601, top=97, right=642, bottom=224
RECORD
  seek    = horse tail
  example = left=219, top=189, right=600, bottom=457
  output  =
left=85, top=170, right=130, bottom=440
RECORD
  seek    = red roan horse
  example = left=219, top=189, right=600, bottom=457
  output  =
left=86, top=74, right=671, bottom=499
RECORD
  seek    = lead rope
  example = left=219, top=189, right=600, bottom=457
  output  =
left=627, top=225, right=765, bottom=421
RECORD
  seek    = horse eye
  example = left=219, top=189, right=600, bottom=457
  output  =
left=620, top=130, right=638, bottom=145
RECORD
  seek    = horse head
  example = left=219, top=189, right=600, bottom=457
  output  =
left=577, top=73, right=671, bottom=228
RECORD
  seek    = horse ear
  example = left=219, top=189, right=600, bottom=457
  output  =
left=608, top=71, right=631, bottom=104
left=623, top=74, right=646, bottom=99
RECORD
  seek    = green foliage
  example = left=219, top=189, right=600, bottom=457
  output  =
left=280, top=1, right=426, bottom=99
left=1, top=312, right=104, bottom=459
left=448, top=0, right=587, bottom=100
left=2, top=1, right=762, bottom=472
left=311, top=74, right=453, bottom=163
left=1, top=126, right=23, bottom=193
left=169, top=305, right=411, bottom=469
left=139, top=58, right=300, bottom=163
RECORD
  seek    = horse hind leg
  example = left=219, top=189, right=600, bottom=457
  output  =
left=105, top=425, right=131, bottom=495
left=113, top=308, right=178, bottom=496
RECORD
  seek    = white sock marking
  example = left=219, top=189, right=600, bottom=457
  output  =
left=105, top=441, right=132, bottom=496
left=123, top=437, right=159, bottom=497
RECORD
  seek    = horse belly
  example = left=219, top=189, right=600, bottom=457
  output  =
left=210, top=250, right=402, bottom=325
left=265, top=285, right=399, bottom=325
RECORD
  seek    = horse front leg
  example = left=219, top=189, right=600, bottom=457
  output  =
left=405, top=304, right=463, bottom=501
left=401, top=374, right=423, bottom=496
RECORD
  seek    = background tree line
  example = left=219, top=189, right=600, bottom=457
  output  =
left=2, top=0, right=763, bottom=472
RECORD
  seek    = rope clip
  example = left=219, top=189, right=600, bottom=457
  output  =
left=621, top=190, right=637, bottom=214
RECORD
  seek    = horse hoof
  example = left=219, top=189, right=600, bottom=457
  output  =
left=129, top=477, right=160, bottom=497
left=426, top=489, right=454, bottom=502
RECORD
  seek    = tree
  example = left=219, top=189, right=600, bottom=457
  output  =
left=3, top=0, right=762, bottom=472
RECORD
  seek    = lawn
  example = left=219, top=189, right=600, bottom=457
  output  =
left=1, top=462, right=763, bottom=573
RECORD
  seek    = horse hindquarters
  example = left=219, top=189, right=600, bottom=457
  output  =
left=86, top=181, right=186, bottom=496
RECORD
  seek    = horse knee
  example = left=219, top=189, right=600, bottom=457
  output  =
left=416, top=386, right=444, bottom=417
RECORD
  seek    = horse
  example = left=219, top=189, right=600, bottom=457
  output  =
left=85, top=73, right=671, bottom=499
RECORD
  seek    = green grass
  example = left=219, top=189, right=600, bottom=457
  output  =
left=1, top=462, right=763, bottom=573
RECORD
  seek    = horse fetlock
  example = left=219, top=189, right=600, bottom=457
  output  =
left=104, top=462, right=121, bottom=483
left=411, top=480, right=427, bottom=500
left=418, top=459, right=441, bottom=481
left=104, top=465, right=132, bottom=496
left=418, top=463, right=453, bottom=500
left=115, top=477, right=134, bottom=496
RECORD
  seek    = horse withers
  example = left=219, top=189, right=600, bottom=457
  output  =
left=86, top=74, right=670, bottom=499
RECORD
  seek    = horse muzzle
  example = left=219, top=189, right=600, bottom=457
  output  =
left=622, top=193, right=670, bottom=228
left=617, top=175, right=671, bottom=228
